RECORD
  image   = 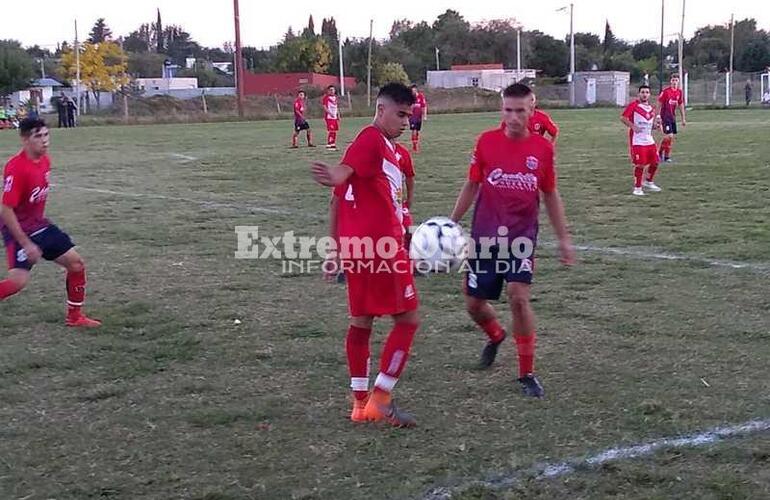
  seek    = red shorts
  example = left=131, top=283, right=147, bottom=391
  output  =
left=325, top=118, right=340, bottom=132
left=630, top=144, right=659, bottom=166
left=345, top=247, right=419, bottom=317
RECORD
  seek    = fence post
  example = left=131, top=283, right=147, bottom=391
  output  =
left=201, top=92, right=208, bottom=114
left=123, top=93, right=129, bottom=122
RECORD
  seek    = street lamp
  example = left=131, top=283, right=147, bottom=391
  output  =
left=557, top=4, right=575, bottom=106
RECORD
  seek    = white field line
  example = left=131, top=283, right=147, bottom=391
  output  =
left=170, top=153, right=198, bottom=161
left=55, top=183, right=769, bottom=272
left=423, top=418, right=770, bottom=500
left=53, top=184, right=317, bottom=218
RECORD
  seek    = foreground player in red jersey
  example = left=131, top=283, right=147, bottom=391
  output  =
left=312, top=83, right=420, bottom=427
left=658, top=74, right=686, bottom=162
left=450, top=83, right=575, bottom=398
left=409, top=85, right=428, bottom=152
left=321, top=85, right=341, bottom=150
left=622, top=85, right=662, bottom=196
left=528, top=94, right=559, bottom=144
left=0, top=118, right=101, bottom=327
left=291, top=90, right=315, bottom=148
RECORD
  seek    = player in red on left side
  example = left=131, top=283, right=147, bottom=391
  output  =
left=291, top=90, right=315, bottom=149
left=0, top=118, right=101, bottom=327
left=321, top=85, right=341, bottom=150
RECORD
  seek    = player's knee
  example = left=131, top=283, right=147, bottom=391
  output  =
left=506, top=288, right=531, bottom=311
left=8, top=271, right=30, bottom=292
left=67, top=257, right=85, bottom=273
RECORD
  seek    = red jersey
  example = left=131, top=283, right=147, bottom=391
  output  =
left=468, top=128, right=556, bottom=243
left=658, top=87, right=683, bottom=119
left=293, top=98, right=305, bottom=121
left=528, top=109, right=558, bottom=138
left=338, top=127, right=407, bottom=241
left=412, top=92, right=427, bottom=119
left=2, top=150, right=51, bottom=237
left=622, top=100, right=656, bottom=146
left=321, top=95, right=339, bottom=120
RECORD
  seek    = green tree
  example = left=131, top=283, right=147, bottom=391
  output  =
left=632, top=40, right=659, bottom=61
left=88, top=18, right=113, bottom=43
left=376, top=62, right=409, bottom=85
left=0, top=40, right=36, bottom=94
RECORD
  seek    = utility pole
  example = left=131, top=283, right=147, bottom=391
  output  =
left=233, top=0, right=245, bottom=118
left=367, top=19, right=374, bottom=107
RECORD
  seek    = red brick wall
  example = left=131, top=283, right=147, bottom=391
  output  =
left=242, top=72, right=356, bottom=95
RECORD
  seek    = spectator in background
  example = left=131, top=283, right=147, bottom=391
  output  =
left=66, top=96, right=78, bottom=128
left=57, top=92, right=68, bottom=128
left=745, top=80, right=753, bottom=107
left=762, top=90, right=770, bottom=107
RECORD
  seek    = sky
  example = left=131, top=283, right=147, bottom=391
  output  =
left=4, top=0, right=768, bottom=52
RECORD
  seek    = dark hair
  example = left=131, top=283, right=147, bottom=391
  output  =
left=670, top=73, right=680, bottom=80
left=19, top=118, right=47, bottom=137
left=327, top=85, right=335, bottom=90
left=411, top=84, right=418, bottom=89
left=297, top=89, right=306, bottom=95
left=378, top=82, right=415, bottom=106
left=502, top=83, right=533, bottom=98
left=639, top=84, right=651, bottom=91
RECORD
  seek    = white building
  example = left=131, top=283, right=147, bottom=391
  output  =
left=9, top=78, right=65, bottom=113
left=427, top=64, right=537, bottom=92
left=573, top=71, right=630, bottom=107
left=135, top=78, right=199, bottom=92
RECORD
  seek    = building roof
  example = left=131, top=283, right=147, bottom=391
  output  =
left=450, top=63, right=504, bottom=71
left=31, top=78, right=64, bottom=88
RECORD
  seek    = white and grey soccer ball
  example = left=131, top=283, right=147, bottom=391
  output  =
left=409, top=217, right=469, bottom=272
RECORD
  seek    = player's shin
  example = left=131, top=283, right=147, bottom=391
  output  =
left=373, top=321, right=418, bottom=399
left=346, top=325, right=372, bottom=401
left=66, top=268, right=87, bottom=317
left=0, top=278, right=24, bottom=300
left=514, top=332, right=537, bottom=378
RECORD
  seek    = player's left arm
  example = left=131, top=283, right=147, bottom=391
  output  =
left=678, top=99, right=686, bottom=126
left=546, top=119, right=559, bottom=145
left=542, top=190, right=575, bottom=266
left=405, top=175, right=414, bottom=209
left=324, top=193, right=341, bottom=282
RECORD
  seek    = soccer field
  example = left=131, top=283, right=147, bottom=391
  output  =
left=1, top=109, right=769, bottom=499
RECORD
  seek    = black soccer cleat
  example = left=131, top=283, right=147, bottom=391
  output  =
left=518, top=374, right=545, bottom=398
left=479, top=334, right=506, bottom=369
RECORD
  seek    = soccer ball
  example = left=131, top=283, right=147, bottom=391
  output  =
left=409, top=217, right=469, bottom=273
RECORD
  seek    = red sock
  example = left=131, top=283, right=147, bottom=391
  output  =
left=291, top=135, right=298, bottom=147
left=329, top=131, right=337, bottom=145
left=661, top=137, right=672, bottom=157
left=634, top=167, right=644, bottom=188
left=66, top=269, right=86, bottom=318
left=647, top=165, right=658, bottom=182
left=373, top=322, right=418, bottom=396
left=0, top=279, right=23, bottom=300
left=479, top=318, right=505, bottom=343
left=514, top=332, right=536, bottom=378
left=346, top=325, right=372, bottom=401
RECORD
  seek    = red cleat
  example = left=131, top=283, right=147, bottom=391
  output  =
left=66, top=314, right=102, bottom=328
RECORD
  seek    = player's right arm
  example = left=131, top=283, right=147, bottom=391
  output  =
left=311, top=162, right=353, bottom=186
left=450, top=137, right=484, bottom=222
left=620, top=103, right=640, bottom=133
left=0, top=206, right=41, bottom=264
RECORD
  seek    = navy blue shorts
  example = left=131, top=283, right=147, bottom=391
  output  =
left=4, top=224, right=75, bottom=271
left=662, top=117, right=677, bottom=135
left=294, top=120, right=310, bottom=132
left=409, top=118, right=422, bottom=131
left=464, top=245, right=535, bottom=300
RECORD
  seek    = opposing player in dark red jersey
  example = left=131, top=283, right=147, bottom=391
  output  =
left=0, top=118, right=100, bottom=327
left=409, top=85, right=428, bottom=153
left=528, top=94, right=559, bottom=144
left=291, top=90, right=315, bottom=148
left=312, top=83, right=420, bottom=427
left=658, top=74, right=686, bottom=162
left=449, top=83, right=574, bottom=398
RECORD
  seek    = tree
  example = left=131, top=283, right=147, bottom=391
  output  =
left=302, top=15, right=316, bottom=39
left=60, top=41, right=129, bottom=107
left=739, top=38, right=770, bottom=72
left=88, top=18, right=113, bottom=43
left=376, top=62, right=409, bottom=85
left=632, top=40, right=659, bottom=61
left=124, top=24, right=152, bottom=53
left=574, top=32, right=601, bottom=50
left=127, top=52, right=166, bottom=78
left=163, top=25, right=202, bottom=64
left=274, top=37, right=332, bottom=73
left=603, top=21, right=617, bottom=54
left=156, top=9, right=163, bottom=53
left=526, top=31, right=568, bottom=76
left=0, top=40, right=36, bottom=95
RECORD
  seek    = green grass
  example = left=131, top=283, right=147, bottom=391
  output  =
left=0, top=109, right=769, bottom=499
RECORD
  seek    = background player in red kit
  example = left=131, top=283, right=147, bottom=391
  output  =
left=528, top=94, right=559, bottom=144
left=622, top=85, right=662, bottom=196
left=658, top=74, right=686, bottom=162
left=450, top=83, right=574, bottom=398
left=409, top=84, right=428, bottom=152
left=291, top=90, right=315, bottom=148
left=0, top=118, right=100, bottom=327
left=321, top=85, right=341, bottom=150
left=311, top=83, right=420, bottom=427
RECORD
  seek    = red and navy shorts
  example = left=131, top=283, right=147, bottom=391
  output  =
left=409, top=117, right=423, bottom=131
left=464, top=245, right=535, bottom=300
left=661, top=116, right=677, bottom=135
left=4, top=224, right=74, bottom=271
